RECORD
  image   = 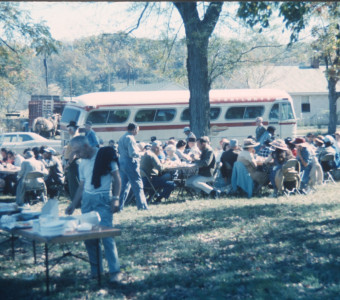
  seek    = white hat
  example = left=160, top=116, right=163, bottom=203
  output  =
left=183, top=127, right=190, bottom=132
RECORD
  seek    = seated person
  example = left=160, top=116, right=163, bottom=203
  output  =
left=184, top=137, right=201, bottom=158
left=3, top=150, right=25, bottom=195
left=237, top=138, right=268, bottom=189
left=42, top=147, right=65, bottom=196
left=175, top=140, right=192, bottom=162
left=220, top=139, right=240, bottom=185
left=285, top=137, right=297, bottom=157
left=318, top=135, right=336, bottom=166
left=293, top=137, right=313, bottom=190
left=140, top=141, right=176, bottom=203
left=256, top=126, right=276, bottom=153
left=185, top=136, right=220, bottom=198
left=165, top=145, right=180, bottom=163
left=0, top=148, right=8, bottom=163
left=16, top=151, right=48, bottom=205
left=264, top=139, right=294, bottom=196
left=258, top=139, right=273, bottom=158
left=314, top=136, right=325, bottom=158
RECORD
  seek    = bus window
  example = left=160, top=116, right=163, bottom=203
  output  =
left=87, top=110, right=109, bottom=124
left=60, top=107, right=80, bottom=124
left=155, top=109, right=176, bottom=122
left=135, top=109, right=156, bottom=122
left=210, top=107, right=221, bottom=120
left=107, top=110, right=129, bottom=123
left=225, top=107, right=245, bottom=119
left=180, top=108, right=190, bottom=121
left=281, top=103, right=294, bottom=120
left=181, top=107, right=220, bottom=121
left=269, top=104, right=279, bottom=121
left=244, top=106, right=264, bottom=119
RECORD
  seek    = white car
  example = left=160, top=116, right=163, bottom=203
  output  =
left=0, top=132, right=62, bottom=155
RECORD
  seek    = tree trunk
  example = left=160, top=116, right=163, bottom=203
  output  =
left=174, top=2, right=223, bottom=139
left=43, top=56, right=48, bottom=94
left=328, top=77, right=338, bottom=134
left=186, top=36, right=210, bottom=138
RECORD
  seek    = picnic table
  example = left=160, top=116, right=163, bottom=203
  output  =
left=1, top=224, right=121, bottom=295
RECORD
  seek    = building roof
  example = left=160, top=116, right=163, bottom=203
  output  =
left=228, top=66, right=340, bottom=95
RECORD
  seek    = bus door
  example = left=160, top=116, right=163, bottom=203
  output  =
left=268, top=101, right=296, bottom=138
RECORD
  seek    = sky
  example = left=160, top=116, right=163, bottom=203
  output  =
left=18, top=2, right=305, bottom=44
left=19, top=2, right=184, bottom=41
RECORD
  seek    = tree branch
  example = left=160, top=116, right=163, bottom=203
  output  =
left=0, top=38, right=18, bottom=53
left=126, top=3, right=149, bottom=35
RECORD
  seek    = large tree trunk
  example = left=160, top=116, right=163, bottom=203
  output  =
left=328, top=77, right=338, bottom=134
left=174, top=2, right=223, bottom=138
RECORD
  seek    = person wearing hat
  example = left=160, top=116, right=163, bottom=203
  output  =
left=85, top=120, right=100, bottom=148
left=42, top=147, right=65, bottom=197
left=318, top=135, right=337, bottom=163
left=118, top=123, right=148, bottom=211
left=313, top=136, right=325, bottom=158
left=293, top=137, right=313, bottom=190
left=63, top=121, right=80, bottom=201
left=185, top=136, right=220, bottom=199
left=264, top=139, right=294, bottom=196
left=140, top=141, right=176, bottom=203
left=220, top=139, right=240, bottom=185
left=237, top=138, right=268, bottom=187
left=183, top=127, right=196, bottom=143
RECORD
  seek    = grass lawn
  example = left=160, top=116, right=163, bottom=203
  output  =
left=1, top=184, right=340, bottom=299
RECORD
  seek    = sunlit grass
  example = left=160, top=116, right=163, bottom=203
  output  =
left=1, top=183, right=340, bottom=299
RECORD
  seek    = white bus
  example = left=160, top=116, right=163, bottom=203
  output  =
left=60, top=89, right=297, bottom=147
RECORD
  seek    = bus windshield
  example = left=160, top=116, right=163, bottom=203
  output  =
left=60, top=107, right=81, bottom=124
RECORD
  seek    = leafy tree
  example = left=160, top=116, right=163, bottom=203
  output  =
left=238, top=2, right=340, bottom=134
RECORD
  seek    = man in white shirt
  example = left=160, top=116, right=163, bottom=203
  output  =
left=65, top=136, right=122, bottom=283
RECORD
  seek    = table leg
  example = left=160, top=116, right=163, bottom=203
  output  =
left=33, top=241, right=37, bottom=264
left=45, top=243, right=50, bottom=295
left=96, top=239, right=101, bottom=286
left=11, top=234, right=15, bottom=260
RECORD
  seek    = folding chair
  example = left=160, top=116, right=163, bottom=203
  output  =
left=140, top=169, right=161, bottom=203
left=280, top=159, right=301, bottom=197
left=23, top=171, right=48, bottom=205
left=320, top=153, right=336, bottom=184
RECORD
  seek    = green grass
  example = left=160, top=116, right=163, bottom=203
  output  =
left=1, top=184, right=340, bottom=299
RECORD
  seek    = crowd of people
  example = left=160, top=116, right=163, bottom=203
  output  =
left=1, top=118, right=340, bottom=282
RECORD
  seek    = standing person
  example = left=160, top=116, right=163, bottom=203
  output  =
left=63, top=121, right=80, bottom=201
left=185, top=136, right=220, bottom=198
left=85, top=121, right=100, bottom=148
left=65, top=136, right=122, bottom=283
left=255, top=117, right=266, bottom=142
left=118, top=123, right=148, bottom=211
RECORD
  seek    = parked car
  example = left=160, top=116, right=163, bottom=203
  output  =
left=0, top=132, right=62, bottom=155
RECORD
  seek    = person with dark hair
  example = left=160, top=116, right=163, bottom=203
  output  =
left=118, top=123, right=148, bottom=211
left=293, top=137, right=313, bottom=190
left=256, top=126, right=276, bottom=153
left=0, top=148, right=8, bottom=163
left=220, top=139, right=240, bottom=185
left=65, top=136, right=122, bottom=283
left=185, top=136, right=220, bottom=199
left=175, top=140, right=192, bottom=162
left=284, top=137, right=297, bottom=157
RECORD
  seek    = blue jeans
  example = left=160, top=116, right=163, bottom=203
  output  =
left=82, top=192, right=120, bottom=276
left=301, top=164, right=312, bottom=189
left=119, top=158, right=148, bottom=210
left=143, top=173, right=175, bottom=200
left=270, top=165, right=282, bottom=192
